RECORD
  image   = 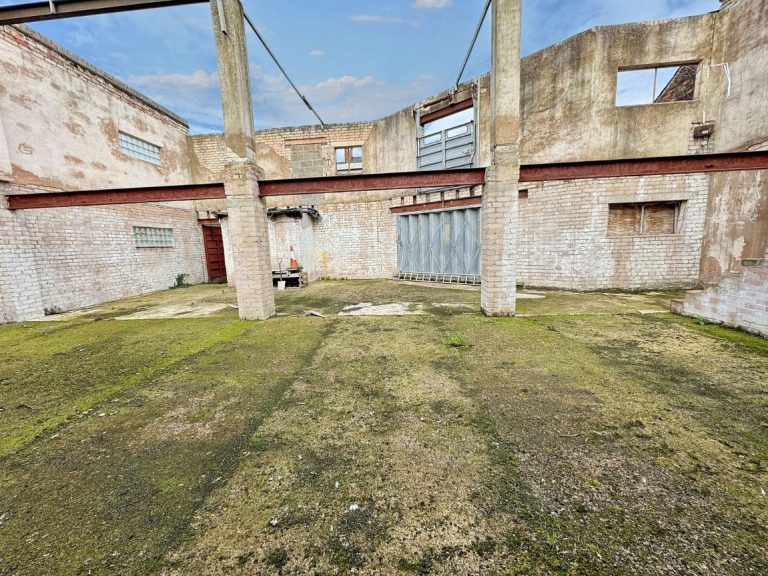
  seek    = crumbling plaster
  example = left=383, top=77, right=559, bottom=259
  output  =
left=0, top=25, right=193, bottom=192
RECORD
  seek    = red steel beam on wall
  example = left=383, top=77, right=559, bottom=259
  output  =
left=390, top=195, right=482, bottom=214
left=4, top=170, right=486, bottom=210
left=6, top=152, right=768, bottom=210
left=519, top=150, right=768, bottom=182
left=258, top=168, right=487, bottom=197
left=419, top=99, right=474, bottom=125
left=6, top=183, right=225, bottom=210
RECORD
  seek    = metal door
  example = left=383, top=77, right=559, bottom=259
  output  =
left=202, top=225, right=227, bottom=282
left=397, top=207, right=481, bottom=284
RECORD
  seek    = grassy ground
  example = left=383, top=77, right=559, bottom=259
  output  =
left=0, top=281, right=766, bottom=575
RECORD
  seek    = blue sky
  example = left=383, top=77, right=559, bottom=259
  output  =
left=8, top=0, right=719, bottom=133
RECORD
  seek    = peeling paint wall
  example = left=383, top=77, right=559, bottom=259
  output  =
left=519, top=14, right=718, bottom=163
left=696, top=0, right=768, bottom=284
left=0, top=25, right=192, bottom=190
left=0, top=112, right=11, bottom=180
left=191, top=122, right=400, bottom=281
left=4, top=0, right=768, bottom=320
left=700, top=170, right=768, bottom=282
left=0, top=25, right=205, bottom=322
left=674, top=251, right=768, bottom=337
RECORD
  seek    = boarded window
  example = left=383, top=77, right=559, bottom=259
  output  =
left=134, top=226, right=173, bottom=248
left=616, top=64, right=698, bottom=106
left=119, top=132, right=162, bottom=165
left=608, top=202, right=681, bottom=236
left=336, top=146, right=363, bottom=173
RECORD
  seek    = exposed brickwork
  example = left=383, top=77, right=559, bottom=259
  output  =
left=674, top=252, right=768, bottom=337
left=517, top=173, right=709, bottom=289
left=192, top=122, right=376, bottom=183
left=222, top=161, right=275, bottom=320
left=688, top=121, right=716, bottom=155
left=267, top=199, right=397, bottom=281
left=193, top=126, right=394, bottom=281
left=0, top=186, right=205, bottom=322
left=290, top=144, right=324, bottom=178
left=481, top=147, right=519, bottom=315
left=0, top=25, right=191, bottom=192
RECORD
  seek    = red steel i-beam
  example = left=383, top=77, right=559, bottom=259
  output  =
left=6, top=152, right=768, bottom=210
left=519, top=150, right=768, bottom=182
left=5, top=183, right=226, bottom=210
left=5, top=169, right=487, bottom=210
left=258, top=168, right=487, bottom=196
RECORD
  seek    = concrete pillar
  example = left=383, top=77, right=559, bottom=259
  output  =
left=210, top=0, right=255, bottom=161
left=481, top=0, right=522, bottom=316
left=210, top=0, right=275, bottom=319
left=224, top=160, right=275, bottom=320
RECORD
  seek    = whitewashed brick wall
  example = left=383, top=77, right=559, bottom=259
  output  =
left=675, top=253, right=768, bottom=337
left=268, top=201, right=397, bottom=280
left=0, top=194, right=44, bottom=323
left=518, top=174, right=709, bottom=289
left=0, top=189, right=205, bottom=322
left=193, top=131, right=714, bottom=290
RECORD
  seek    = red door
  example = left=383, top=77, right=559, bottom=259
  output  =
left=202, top=225, right=227, bottom=282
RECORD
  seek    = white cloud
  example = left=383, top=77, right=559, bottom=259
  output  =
left=349, top=13, right=423, bottom=26
left=126, top=70, right=219, bottom=89
left=413, top=0, right=452, bottom=8
left=309, top=50, right=325, bottom=57
left=350, top=14, right=405, bottom=24
left=246, top=65, right=440, bottom=129
left=121, top=70, right=222, bottom=133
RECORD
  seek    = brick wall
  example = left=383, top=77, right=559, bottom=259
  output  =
left=674, top=252, right=768, bottom=337
left=0, top=194, right=44, bottom=323
left=191, top=122, right=376, bottom=184
left=517, top=174, right=709, bottom=289
left=267, top=200, right=397, bottom=281
left=193, top=125, right=396, bottom=281
left=290, top=144, right=324, bottom=178
left=0, top=186, right=205, bottom=322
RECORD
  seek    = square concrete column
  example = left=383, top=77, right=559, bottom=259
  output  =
left=481, top=145, right=519, bottom=315
left=223, top=160, right=275, bottom=320
left=211, top=0, right=275, bottom=320
left=481, top=0, right=522, bottom=316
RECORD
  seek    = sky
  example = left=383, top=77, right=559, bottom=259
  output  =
left=4, top=0, right=720, bottom=133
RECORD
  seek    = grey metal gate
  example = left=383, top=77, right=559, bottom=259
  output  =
left=417, top=121, right=475, bottom=171
left=396, top=207, right=482, bottom=285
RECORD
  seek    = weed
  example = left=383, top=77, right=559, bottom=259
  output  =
left=170, top=273, right=191, bottom=289
left=43, top=306, right=64, bottom=316
left=448, top=332, right=467, bottom=348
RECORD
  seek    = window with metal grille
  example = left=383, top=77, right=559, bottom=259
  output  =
left=608, top=202, right=683, bottom=236
left=119, top=132, right=162, bottom=165
left=134, top=226, right=173, bottom=248
left=336, top=146, right=363, bottom=173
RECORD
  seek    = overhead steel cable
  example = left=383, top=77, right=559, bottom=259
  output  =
left=455, top=0, right=492, bottom=89
left=239, top=2, right=327, bottom=128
